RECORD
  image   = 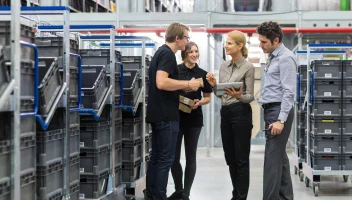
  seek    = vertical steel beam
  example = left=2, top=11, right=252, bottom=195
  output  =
left=10, top=2, right=21, bottom=200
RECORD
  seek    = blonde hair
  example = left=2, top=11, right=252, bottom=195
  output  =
left=227, top=30, right=248, bottom=58
left=165, top=22, right=190, bottom=43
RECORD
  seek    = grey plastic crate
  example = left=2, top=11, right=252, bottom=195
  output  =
left=343, top=81, right=352, bottom=98
left=313, top=99, right=342, bottom=117
left=79, top=49, right=122, bottom=73
left=122, top=158, right=141, bottom=183
left=0, top=21, right=35, bottom=46
left=81, top=65, right=109, bottom=109
left=342, top=136, right=352, bottom=154
left=36, top=159, right=64, bottom=200
left=342, top=100, right=352, bottom=116
left=122, top=118, right=142, bottom=140
left=20, top=132, right=36, bottom=172
left=58, top=66, right=79, bottom=107
left=343, top=155, right=352, bottom=170
left=42, top=109, right=80, bottom=131
left=121, top=56, right=151, bottom=69
left=0, top=140, right=10, bottom=179
left=310, top=153, right=342, bottom=171
left=80, top=144, right=111, bottom=175
left=114, top=164, right=122, bottom=187
left=122, top=138, right=142, bottom=162
left=38, top=57, right=63, bottom=116
left=2, top=60, right=36, bottom=112
left=115, top=141, right=122, bottom=166
left=0, top=168, right=36, bottom=200
left=310, top=118, right=342, bottom=136
left=35, top=37, right=79, bottom=67
left=70, top=152, right=80, bottom=185
left=312, top=60, right=342, bottom=79
left=314, top=80, right=341, bottom=99
left=69, top=125, right=80, bottom=155
left=79, top=169, right=109, bottom=199
left=299, top=65, right=307, bottom=81
left=115, top=119, right=122, bottom=142
left=80, top=121, right=110, bottom=149
left=36, top=129, right=64, bottom=166
left=310, top=135, right=341, bottom=154
left=69, top=180, right=80, bottom=200
left=343, top=60, right=352, bottom=79
left=343, top=119, right=352, bottom=135
left=123, top=69, right=141, bottom=106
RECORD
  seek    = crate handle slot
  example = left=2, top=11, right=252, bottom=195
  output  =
left=322, top=100, right=334, bottom=103
left=322, top=137, right=335, bottom=140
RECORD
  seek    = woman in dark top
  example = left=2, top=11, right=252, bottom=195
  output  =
left=168, top=41, right=213, bottom=200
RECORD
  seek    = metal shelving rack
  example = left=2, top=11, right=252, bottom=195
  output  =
left=292, top=50, right=347, bottom=182
left=80, top=35, right=157, bottom=199
left=302, top=43, right=352, bottom=196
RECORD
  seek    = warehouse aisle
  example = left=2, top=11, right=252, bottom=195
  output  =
left=137, top=145, right=352, bottom=200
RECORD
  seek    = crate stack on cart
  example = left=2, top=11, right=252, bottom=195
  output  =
left=78, top=48, right=123, bottom=199
left=0, top=21, right=36, bottom=200
left=35, top=36, right=81, bottom=200
left=299, top=64, right=308, bottom=159
left=120, top=55, right=147, bottom=185
left=302, top=59, right=352, bottom=195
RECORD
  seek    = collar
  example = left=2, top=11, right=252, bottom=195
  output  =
left=182, top=63, right=199, bottom=72
left=270, top=43, right=285, bottom=58
left=227, top=57, right=245, bottom=68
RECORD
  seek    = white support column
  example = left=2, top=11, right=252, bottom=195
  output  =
left=10, top=2, right=21, bottom=200
left=137, top=0, right=146, bottom=12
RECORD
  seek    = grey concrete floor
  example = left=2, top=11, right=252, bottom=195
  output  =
left=136, top=145, right=352, bottom=200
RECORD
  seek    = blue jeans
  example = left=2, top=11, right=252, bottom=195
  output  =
left=146, top=121, right=179, bottom=200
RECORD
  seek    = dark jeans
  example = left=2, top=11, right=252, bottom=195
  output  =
left=263, top=103, right=294, bottom=200
left=146, top=121, right=179, bottom=200
left=171, top=124, right=202, bottom=197
left=221, top=102, right=253, bottom=200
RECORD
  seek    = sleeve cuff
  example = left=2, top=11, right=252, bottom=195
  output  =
left=278, top=112, right=288, bottom=122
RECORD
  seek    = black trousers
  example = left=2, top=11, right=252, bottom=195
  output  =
left=171, top=124, right=202, bottom=197
left=263, top=103, right=294, bottom=200
left=221, top=102, right=253, bottom=200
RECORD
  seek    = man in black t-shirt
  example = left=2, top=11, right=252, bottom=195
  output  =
left=146, top=22, right=201, bottom=200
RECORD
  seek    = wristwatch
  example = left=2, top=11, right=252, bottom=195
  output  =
left=279, top=120, right=285, bottom=124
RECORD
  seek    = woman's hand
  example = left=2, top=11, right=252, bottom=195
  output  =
left=192, top=99, right=200, bottom=109
left=224, top=86, right=242, bottom=99
left=206, top=73, right=216, bottom=87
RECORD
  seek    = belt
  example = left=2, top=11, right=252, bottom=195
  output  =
left=262, top=102, right=281, bottom=110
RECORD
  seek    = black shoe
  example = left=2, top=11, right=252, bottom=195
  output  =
left=167, top=191, right=183, bottom=200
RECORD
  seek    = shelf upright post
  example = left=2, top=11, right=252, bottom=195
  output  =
left=62, top=7, right=71, bottom=200
left=141, top=38, right=146, bottom=176
left=107, top=26, right=116, bottom=194
left=10, top=2, right=21, bottom=200
left=306, top=45, right=311, bottom=167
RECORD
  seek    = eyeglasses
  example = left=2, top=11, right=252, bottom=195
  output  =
left=183, top=36, right=190, bottom=42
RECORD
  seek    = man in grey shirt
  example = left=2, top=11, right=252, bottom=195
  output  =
left=257, top=21, right=297, bottom=200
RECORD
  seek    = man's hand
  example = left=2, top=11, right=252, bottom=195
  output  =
left=192, top=99, right=200, bottom=109
left=268, top=121, right=284, bottom=135
left=188, top=78, right=201, bottom=91
left=206, top=73, right=216, bottom=87
left=224, top=86, right=242, bottom=99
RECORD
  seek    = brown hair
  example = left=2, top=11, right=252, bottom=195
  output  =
left=165, top=22, right=190, bottom=43
left=181, top=41, right=199, bottom=61
left=227, top=30, right=248, bottom=58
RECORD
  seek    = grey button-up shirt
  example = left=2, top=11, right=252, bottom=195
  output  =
left=258, top=43, right=298, bottom=121
left=217, top=57, right=255, bottom=106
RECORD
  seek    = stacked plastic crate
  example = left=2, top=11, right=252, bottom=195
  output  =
left=79, top=48, right=123, bottom=198
left=0, top=22, right=36, bottom=200
left=309, top=60, right=344, bottom=171
left=298, top=65, right=308, bottom=160
left=120, top=55, right=149, bottom=184
left=342, top=61, right=352, bottom=170
left=35, top=37, right=81, bottom=200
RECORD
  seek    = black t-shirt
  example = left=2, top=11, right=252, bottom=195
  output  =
left=178, top=63, right=213, bottom=127
left=146, top=44, right=180, bottom=123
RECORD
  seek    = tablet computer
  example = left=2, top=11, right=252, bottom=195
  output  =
left=214, top=82, right=243, bottom=96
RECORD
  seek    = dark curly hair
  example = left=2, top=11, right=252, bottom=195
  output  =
left=256, top=21, right=283, bottom=44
